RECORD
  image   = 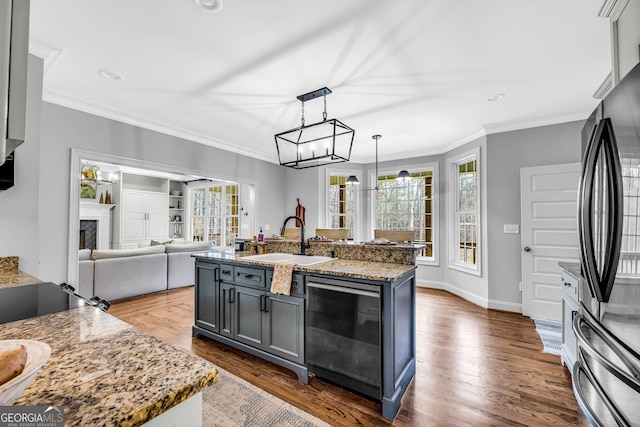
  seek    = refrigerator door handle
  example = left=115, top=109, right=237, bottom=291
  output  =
left=573, top=309, right=640, bottom=390
left=578, top=118, right=624, bottom=303
left=600, top=118, right=624, bottom=303
left=573, top=355, right=632, bottom=427
left=579, top=120, right=603, bottom=300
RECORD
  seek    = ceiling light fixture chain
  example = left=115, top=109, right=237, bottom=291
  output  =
left=301, top=100, right=305, bottom=127
left=323, top=93, right=327, bottom=122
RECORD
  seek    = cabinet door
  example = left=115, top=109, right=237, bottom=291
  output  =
left=233, top=286, right=264, bottom=348
left=264, top=294, right=304, bottom=364
left=122, top=192, right=147, bottom=241
left=219, top=283, right=235, bottom=338
left=195, top=263, right=219, bottom=333
left=146, top=193, right=169, bottom=240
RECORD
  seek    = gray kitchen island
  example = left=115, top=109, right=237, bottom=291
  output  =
left=192, top=249, right=417, bottom=420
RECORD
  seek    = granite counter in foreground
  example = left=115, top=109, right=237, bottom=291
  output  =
left=1, top=306, right=218, bottom=426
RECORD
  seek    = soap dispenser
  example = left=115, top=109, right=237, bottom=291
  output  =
left=258, top=227, right=264, bottom=242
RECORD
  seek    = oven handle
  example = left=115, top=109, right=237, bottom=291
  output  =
left=307, top=282, right=380, bottom=298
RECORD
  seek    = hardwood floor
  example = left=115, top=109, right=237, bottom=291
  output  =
left=109, top=287, right=590, bottom=426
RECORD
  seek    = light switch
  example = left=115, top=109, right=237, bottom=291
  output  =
left=504, top=224, right=519, bottom=234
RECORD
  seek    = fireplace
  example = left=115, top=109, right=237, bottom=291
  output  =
left=79, top=220, right=97, bottom=250
left=79, top=203, right=114, bottom=250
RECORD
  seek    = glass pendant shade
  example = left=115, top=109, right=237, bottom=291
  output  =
left=345, top=175, right=360, bottom=184
left=396, top=170, right=412, bottom=180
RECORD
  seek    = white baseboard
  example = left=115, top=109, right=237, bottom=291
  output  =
left=417, top=279, right=522, bottom=313
left=488, top=299, right=522, bottom=313
left=416, top=279, right=445, bottom=289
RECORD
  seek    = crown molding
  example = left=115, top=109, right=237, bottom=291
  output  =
left=42, top=90, right=278, bottom=164
left=28, top=38, right=64, bottom=72
left=482, top=112, right=591, bottom=136
left=593, top=71, right=613, bottom=99
left=439, top=128, right=487, bottom=154
left=598, top=0, right=630, bottom=20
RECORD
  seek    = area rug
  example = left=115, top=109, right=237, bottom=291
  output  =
left=202, top=367, right=331, bottom=426
left=532, top=318, right=562, bottom=356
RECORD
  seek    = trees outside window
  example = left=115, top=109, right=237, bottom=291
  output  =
left=374, top=165, right=437, bottom=261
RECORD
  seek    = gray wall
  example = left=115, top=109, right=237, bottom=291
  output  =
left=0, top=55, right=43, bottom=275
left=485, top=121, right=583, bottom=307
left=36, top=102, right=288, bottom=282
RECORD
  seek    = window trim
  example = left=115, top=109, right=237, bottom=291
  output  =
left=447, top=147, right=481, bottom=276
left=325, top=168, right=361, bottom=241
left=369, top=162, right=439, bottom=266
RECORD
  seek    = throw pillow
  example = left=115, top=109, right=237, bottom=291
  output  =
left=150, top=239, right=173, bottom=246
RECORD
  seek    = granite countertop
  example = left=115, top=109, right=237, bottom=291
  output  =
left=1, top=306, right=218, bottom=427
left=558, top=261, right=581, bottom=280
left=0, top=256, right=42, bottom=289
left=194, top=251, right=416, bottom=282
left=0, top=270, right=42, bottom=289
left=295, top=258, right=416, bottom=281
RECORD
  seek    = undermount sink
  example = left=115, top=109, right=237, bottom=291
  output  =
left=242, top=253, right=334, bottom=266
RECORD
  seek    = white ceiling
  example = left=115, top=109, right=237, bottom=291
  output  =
left=29, top=0, right=611, bottom=164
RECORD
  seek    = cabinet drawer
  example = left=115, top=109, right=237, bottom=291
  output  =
left=266, top=272, right=304, bottom=295
left=234, top=266, right=266, bottom=288
left=561, top=274, right=579, bottom=305
left=219, top=265, right=234, bottom=281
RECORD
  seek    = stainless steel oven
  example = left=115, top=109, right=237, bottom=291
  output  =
left=305, top=277, right=381, bottom=400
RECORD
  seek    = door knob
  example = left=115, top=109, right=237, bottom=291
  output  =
left=524, top=246, right=531, bottom=252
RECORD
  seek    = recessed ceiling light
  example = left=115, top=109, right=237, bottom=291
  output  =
left=485, top=93, right=506, bottom=102
left=192, top=0, right=223, bottom=12
left=98, top=69, right=123, bottom=81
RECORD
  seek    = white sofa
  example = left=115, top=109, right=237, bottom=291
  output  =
left=93, top=245, right=168, bottom=302
left=78, top=248, right=94, bottom=298
left=82, top=241, right=217, bottom=301
left=166, top=242, right=214, bottom=289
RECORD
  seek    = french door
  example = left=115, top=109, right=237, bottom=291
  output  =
left=191, top=183, right=239, bottom=246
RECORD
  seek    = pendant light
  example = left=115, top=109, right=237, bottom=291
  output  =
left=345, top=135, right=412, bottom=189
left=275, top=87, right=355, bottom=170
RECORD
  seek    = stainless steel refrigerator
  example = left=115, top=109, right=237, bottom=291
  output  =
left=575, top=62, right=640, bottom=426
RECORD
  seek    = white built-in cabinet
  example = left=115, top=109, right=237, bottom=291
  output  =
left=120, top=191, right=168, bottom=244
left=111, top=173, right=185, bottom=248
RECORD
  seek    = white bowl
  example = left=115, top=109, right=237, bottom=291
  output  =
left=170, top=191, right=182, bottom=196
left=0, top=340, right=51, bottom=405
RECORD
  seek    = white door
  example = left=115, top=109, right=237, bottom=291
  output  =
left=521, top=163, right=581, bottom=321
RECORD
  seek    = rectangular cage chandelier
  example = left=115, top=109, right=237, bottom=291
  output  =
left=275, top=87, right=355, bottom=169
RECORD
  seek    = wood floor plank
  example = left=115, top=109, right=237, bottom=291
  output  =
left=109, top=286, right=591, bottom=426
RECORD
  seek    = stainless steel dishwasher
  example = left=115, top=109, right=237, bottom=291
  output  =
left=305, top=277, right=381, bottom=399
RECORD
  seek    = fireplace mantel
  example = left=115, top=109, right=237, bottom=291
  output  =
left=80, top=203, right=114, bottom=250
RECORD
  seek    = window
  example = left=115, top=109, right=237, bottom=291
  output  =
left=374, top=164, right=438, bottom=262
left=191, top=183, right=239, bottom=246
left=449, top=149, right=480, bottom=274
left=328, top=174, right=357, bottom=239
